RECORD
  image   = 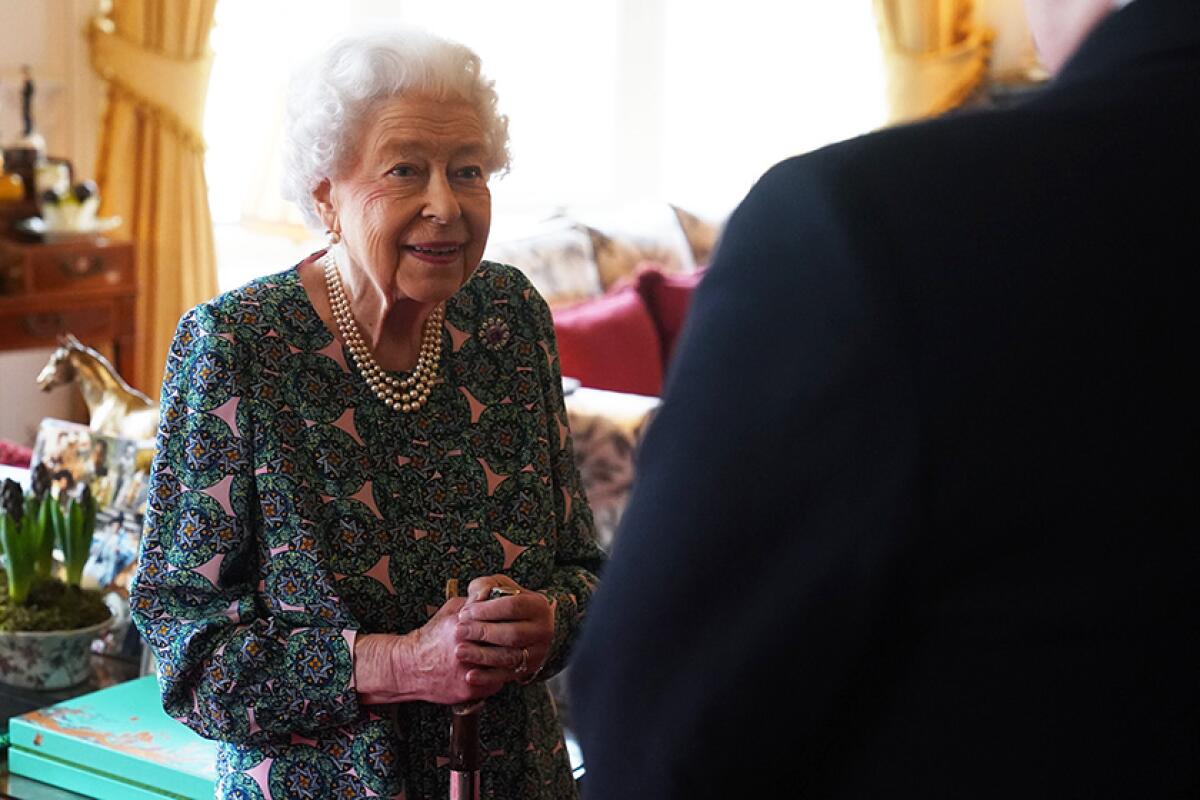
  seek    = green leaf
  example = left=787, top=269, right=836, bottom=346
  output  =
left=33, top=496, right=55, bottom=579
left=1, top=510, right=34, bottom=604
left=0, top=512, right=12, bottom=560
left=64, top=500, right=89, bottom=587
left=48, top=499, right=68, bottom=581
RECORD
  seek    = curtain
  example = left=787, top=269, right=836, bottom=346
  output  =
left=88, top=0, right=218, bottom=397
left=874, top=0, right=994, bottom=123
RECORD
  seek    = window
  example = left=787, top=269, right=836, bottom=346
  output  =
left=205, top=1, right=885, bottom=289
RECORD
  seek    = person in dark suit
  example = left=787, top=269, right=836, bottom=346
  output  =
left=569, top=1, right=1198, bottom=797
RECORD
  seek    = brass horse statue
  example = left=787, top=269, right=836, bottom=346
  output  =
left=36, top=334, right=159, bottom=441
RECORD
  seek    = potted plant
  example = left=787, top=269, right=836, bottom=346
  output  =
left=0, top=465, right=111, bottom=689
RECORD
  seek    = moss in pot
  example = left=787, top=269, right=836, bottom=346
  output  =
left=0, top=468, right=112, bottom=689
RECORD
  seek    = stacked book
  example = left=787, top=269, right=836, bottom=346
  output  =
left=6, top=676, right=215, bottom=799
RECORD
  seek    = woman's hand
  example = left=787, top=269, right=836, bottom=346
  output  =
left=455, top=574, right=555, bottom=685
left=355, top=596, right=510, bottom=706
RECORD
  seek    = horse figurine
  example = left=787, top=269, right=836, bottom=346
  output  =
left=36, top=334, right=159, bottom=441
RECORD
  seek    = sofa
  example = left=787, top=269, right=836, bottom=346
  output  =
left=483, top=201, right=720, bottom=396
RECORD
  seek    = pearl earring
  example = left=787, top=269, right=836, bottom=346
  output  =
left=327, top=229, right=342, bottom=245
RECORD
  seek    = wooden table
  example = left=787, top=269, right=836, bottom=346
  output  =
left=0, top=236, right=138, bottom=391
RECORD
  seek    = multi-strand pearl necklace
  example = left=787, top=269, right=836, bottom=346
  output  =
left=322, top=252, right=443, bottom=413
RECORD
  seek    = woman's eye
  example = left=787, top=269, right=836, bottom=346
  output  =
left=388, top=165, right=417, bottom=177
left=455, top=166, right=484, bottom=180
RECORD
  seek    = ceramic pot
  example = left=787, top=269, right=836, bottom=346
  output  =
left=0, top=618, right=111, bottom=690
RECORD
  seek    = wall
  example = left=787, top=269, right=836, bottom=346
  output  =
left=1, top=0, right=104, bottom=444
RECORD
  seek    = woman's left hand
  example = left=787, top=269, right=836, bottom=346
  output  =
left=455, top=574, right=554, bottom=685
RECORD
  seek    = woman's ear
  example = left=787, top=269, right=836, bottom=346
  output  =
left=312, top=178, right=339, bottom=234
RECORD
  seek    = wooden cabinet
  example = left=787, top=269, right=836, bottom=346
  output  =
left=0, top=236, right=139, bottom=391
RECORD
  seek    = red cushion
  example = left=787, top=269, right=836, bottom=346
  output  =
left=634, top=263, right=705, bottom=363
left=552, top=285, right=663, bottom=396
left=0, top=439, right=33, bottom=469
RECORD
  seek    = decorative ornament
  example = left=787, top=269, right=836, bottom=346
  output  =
left=477, top=315, right=512, bottom=351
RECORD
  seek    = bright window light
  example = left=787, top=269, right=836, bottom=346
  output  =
left=204, top=1, right=886, bottom=290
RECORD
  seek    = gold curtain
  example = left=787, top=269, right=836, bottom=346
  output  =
left=88, top=0, right=218, bottom=397
left=874, top=0, right=994, bottom=124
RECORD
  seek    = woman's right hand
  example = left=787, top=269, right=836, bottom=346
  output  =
left=355, top=597, right=511, bottom=706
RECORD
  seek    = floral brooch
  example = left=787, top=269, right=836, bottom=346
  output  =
left=477, top=315, right=512, bottom=351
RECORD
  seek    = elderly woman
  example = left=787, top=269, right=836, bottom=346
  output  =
left=131, top=30, right=601, bottom=800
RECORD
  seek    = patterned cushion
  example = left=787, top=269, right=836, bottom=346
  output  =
left=568, top=202, right=697, bottom=290
left=670, top=204, right=724, bottom=266
left=483, top=218, right=603, bottom=307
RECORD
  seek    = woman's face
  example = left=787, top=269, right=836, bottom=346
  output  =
left=318, top=93, right=493, bottom=306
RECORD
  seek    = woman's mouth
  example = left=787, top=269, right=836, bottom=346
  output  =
left=406, top=242, right=463, bottom=263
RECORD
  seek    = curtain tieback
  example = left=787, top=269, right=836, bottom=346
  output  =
left=879, top=26, right=993, bottom=123
left=87, top=17, right=214, bottom=151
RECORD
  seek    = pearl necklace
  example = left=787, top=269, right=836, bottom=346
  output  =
left=322, top=252, right=444, bottom=413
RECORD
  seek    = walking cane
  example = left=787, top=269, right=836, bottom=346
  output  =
left=447, top=580, right=523, bottom=798
left=447, top=579, right=483, bottom=800
left=450, top=698, right=484, bottom=799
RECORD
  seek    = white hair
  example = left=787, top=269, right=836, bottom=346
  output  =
left=280, top=29, right=510, bottom=230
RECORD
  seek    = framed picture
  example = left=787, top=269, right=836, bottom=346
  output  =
left=30, top=418, right=154, bottom=594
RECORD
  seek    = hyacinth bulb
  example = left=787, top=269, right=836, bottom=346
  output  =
left=1, top=478, right=23, bottom=524
left=29, top=463, right=51, bottom=500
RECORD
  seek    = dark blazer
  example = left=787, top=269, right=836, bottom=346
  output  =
left=570, top=2, right=1200, bottom=797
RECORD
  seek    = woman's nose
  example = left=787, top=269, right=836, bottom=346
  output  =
left=423, top=173, right=461, bottom=224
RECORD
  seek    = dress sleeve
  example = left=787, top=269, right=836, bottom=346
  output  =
left=131, top=307, right=361, bottom=743
left=525, top=286, right=605, bottom=679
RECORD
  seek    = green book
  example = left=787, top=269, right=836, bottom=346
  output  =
left=7, top=675, right=216, bottom=800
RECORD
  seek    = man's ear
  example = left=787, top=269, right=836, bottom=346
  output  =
left=312, top=178, right=338, bottom=233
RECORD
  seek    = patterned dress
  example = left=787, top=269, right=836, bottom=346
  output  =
left=131, top=256, right=603, bottom=800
